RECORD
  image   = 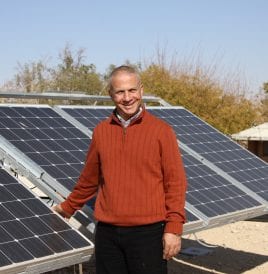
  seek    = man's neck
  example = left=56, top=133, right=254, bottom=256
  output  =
left=116, top=107, right=142, bottom=127
left=116, top=106, right=142, bottom=121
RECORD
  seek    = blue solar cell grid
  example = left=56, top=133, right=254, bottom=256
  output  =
left=0, top=167, right=92, bottom=269
left=0, top=106, right=91, bottom=192
left=149, top=108, right=268, bottom=201
left=62, top=107, right=112, bottom=131
left=181, top=149, right=261, bottom=217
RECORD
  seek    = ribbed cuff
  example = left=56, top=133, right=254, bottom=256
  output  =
left=60, top=200, right=76, bottom=216
left=164, top=221, right=183, bottom=235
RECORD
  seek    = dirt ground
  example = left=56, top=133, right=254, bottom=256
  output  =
left=46, top=217, right=268, bottom=274
left=169, top=217, right=268, bottom=274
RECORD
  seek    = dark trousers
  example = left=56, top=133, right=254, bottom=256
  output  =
left=95, top=221, right=167, bottom=274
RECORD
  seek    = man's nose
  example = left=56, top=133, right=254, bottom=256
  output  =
left=123, top=91, right=130, bottom=101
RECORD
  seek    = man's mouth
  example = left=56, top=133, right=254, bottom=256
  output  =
left=122, top=103, right=134, bottom=108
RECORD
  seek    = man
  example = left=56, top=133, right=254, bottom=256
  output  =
left=54, top=65, right=187, bottom=274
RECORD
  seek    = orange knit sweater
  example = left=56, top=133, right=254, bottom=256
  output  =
left=61, top=108, right=187, bottom=234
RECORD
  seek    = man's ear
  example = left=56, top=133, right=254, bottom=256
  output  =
left=140, top=84, right=144, bottom=96
left=109, top=89, right=116, bottom=102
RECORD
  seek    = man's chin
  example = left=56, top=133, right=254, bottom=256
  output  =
left=120, top=109, right=137, bottom=119
left=122, top=107, right=135, bottom=114
left=117, top=104, right=141, bottom=119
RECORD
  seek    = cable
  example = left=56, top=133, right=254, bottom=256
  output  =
left=172, top=233, right=219, bottom=262
left=171, top=257, right=225, bottom=274
left=172, top=233, right=219, bottom=267
left=192, top=232, right=219, bottom=248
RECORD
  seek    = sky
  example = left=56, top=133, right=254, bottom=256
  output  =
left=0, top=0, right=267, bottom=94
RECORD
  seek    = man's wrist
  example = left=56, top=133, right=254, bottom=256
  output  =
left=174, top=233, right=182, bottom=238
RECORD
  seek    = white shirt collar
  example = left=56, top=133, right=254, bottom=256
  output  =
left=116, top=107, right=143, bottom=128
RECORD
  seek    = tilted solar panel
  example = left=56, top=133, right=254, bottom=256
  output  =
left=181, top=149, right=261, bottom=217
left=59, top=106, right=113, bottom=132
left=0, top=105, right=90, bottom=193
left=0, top=167, right=93, bottom=273
left=149, top=108, right=268, bottom=202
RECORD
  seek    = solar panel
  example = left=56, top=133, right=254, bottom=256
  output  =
left=181, top=149, right=261, bottom=217
left=0, top=167, right=93, bottom=273
left=0, top=105, right=90, bottom=193
left=59, top=106, right=113, bottom=132
left=148, top=108, right=268, bottom=202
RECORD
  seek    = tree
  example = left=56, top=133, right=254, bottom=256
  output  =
left=49, top=45, right=103, bottom=94
left=14, top=60, right=50, bottom=92
left=260, top=82, right=268, bottom=121
left=263, top=82, right=268, bottom=93
left=141, top=63, right=260, bottom=134
left=3, top=45, right=104, bottom=95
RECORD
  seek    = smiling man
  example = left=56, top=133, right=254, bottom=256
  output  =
left=107, top=66, right=143, bottom=121
left=54, top=65, right=187, bottom=274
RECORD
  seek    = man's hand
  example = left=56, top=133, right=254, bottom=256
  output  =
left=162, top=233, right=181, bottom=260
left=52, top=204, right=72, bottom=219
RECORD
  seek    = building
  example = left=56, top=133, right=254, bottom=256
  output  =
left=232, top=123, right=268, bottom=163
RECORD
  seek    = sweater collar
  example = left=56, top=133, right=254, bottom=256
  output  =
left=116, top=107, right=143, bottom=128
left=110, top=105, right=146, bottom=126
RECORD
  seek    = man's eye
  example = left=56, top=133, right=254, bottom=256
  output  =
left=129, top=89, right=137, bottom=93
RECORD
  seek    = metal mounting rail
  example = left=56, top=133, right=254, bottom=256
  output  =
left=0, top=91, right=171, bottom=106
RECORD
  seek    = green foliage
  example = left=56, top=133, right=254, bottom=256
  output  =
left=258, top=82, right=268, bottom=121
left=263, top=82, right=268, bottom=93
left=2, top=45, right=265, bottom=133
left=141, top=64, right=260, bottom=134
left=49, top=46, right=103, bottom=94
left=15, top=60, right=49, bottom=92
left=260, top=95, right=268, bottom=121
left=9, top=45, right=103, bottom=94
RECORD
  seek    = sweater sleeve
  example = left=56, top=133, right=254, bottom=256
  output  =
left=60, top=132, right=100, bottom=216
left=160, top=126, right=187, bottom=234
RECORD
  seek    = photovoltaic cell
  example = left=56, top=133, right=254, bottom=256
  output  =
left=0, top=105, right=91, bottom=192
left=0, top=167, right=93, bottom=271
left=148, top=108, right=268, bottom=201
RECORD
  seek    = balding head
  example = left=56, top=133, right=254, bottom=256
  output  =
left=107, top=65, right=141, bottom=94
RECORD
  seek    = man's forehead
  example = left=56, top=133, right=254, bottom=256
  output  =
left=112, top=72, right=139, bottom=84
left=112, top=71, right=137, bottom=79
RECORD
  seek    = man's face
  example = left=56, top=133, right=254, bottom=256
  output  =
left=109, top=72, right=143, bottom=120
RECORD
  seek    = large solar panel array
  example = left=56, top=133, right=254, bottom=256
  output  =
left=0, top=105, right=90, bottom=194
left=0, top=104, right=267, bottom=236
left=0, top=167, right=93, bottom=273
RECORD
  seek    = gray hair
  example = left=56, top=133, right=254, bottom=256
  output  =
left=107, top=65, right=141, bottom=93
